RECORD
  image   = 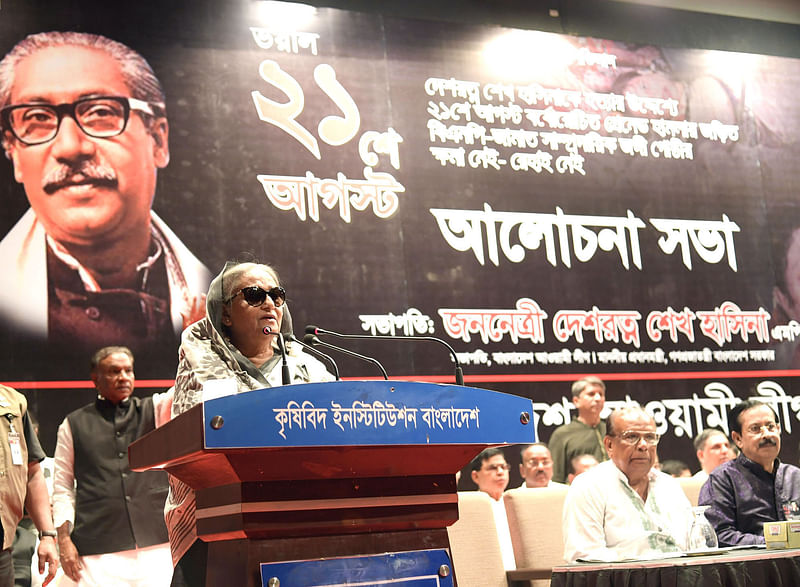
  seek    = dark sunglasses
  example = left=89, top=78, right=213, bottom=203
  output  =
left=228, top=286, right=286, bottom=307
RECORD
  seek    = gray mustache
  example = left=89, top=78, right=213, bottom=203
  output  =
left=759, top=438, right=777, bottom=447
left=42, top=161, right=117, bottom=193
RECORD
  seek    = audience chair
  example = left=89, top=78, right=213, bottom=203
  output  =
left=503, top=486, right=570, bottom=587
left=447, top=491, right=509, bottom=587
left=678, top=476, right=705, bottom=507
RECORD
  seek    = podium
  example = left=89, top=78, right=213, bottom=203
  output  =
left=129, top=380, right=535, bottom=586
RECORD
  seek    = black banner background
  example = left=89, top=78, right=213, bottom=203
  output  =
left=0, top=1, right=798, bottom=488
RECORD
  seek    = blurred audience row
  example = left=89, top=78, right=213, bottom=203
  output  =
left=468, top=376, right=799, bottom=566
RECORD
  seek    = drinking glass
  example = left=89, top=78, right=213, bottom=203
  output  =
left=687, top=506, right=718, bottom=551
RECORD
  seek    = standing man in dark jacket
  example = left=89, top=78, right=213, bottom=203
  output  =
left=52, top=347, right=172, bottom=586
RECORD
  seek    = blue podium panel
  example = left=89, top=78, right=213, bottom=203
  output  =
left=202, top=380, right=534, bottom=449
left=259, top=549, right=454, bottom=587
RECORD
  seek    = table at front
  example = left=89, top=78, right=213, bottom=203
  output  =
left=511, top=548, right=800, bottom=587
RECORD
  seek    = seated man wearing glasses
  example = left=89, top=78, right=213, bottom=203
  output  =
left=699, top=400, right=800, bottom=546
left=562, top=406, right=693, bottom=563
left=518, top=443, right=565, bottom=488
left=469, top=447, right=515, bottom=570
left=0, top=31, right=210, bottom=363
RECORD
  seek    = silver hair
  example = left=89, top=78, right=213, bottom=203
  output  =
left=90, top=346, right=134, bottom=373
left=219, top=261, right=294, bottom=354
left=606, top=405, right=654, bottom=437
left=693, top=428, right=727, bottom=452
left=221, top=262, right=281, bottom=303
left=0, top=31, right=165, bottom=112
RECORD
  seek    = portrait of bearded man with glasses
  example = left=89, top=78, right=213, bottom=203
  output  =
left=0, top=31, right=211, bottom=363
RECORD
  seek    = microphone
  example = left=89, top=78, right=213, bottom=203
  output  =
left=264, top=326, right=290, bottom=385
left=302, top=334, right=388, bottom=380
left=286, top=334, right=340, bottom=380
left=305, top=324, right=464, bottom=385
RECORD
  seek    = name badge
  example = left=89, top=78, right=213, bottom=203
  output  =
left=8, top=430, right=22, bottom=465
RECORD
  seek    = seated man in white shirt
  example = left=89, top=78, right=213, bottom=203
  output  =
left=518, top=443, right=565, bottom=488
left=562, top=406, right=693, bottom=563
left=567, top=453, right=599, bottom=484
left=692, top=428, right=732, bottom=482
left=469, top=448, right=515, bottom=570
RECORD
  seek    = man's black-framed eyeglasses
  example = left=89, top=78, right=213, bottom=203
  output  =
left=0, top=96, right=164, bottom=146
left=227, top=286, right=286, bottom=308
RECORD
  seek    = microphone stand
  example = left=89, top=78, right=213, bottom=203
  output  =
left=307, top=326, right=464, bottom=385
left=276, top=333, right=291, bottom=386
left=303, top=334, right=388, bottom=380
left=287, top=334, right=340, bottom=380
left=265, top=326, right=291, bottom=386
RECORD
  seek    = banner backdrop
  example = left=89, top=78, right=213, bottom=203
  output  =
left=0, top=2, right=799, bottom=476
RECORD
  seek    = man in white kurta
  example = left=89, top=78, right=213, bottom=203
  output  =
left=562, top=406, right=693, bottom=563
left=469, top=448, right=516, bottom=570
left=517, top=443, right=567, bottom=488
left=692, top=428, right=732, bottom=481
left=52, top=348, right=174, bottom=586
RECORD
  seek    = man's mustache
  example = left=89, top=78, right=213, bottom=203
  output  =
left=759, top=437, right=778, bottom=448
left=42, top=160, right=117, bottom=194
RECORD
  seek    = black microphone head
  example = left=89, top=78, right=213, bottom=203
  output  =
left=263, top=326, right=272, bottom=335
left=303, top=333, right=319, bottom=345
left=304, top=325, right=320, bottom=335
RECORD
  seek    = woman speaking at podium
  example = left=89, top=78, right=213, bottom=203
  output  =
left=165, top=261, right=334, bottom=586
